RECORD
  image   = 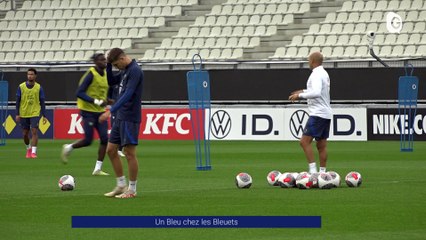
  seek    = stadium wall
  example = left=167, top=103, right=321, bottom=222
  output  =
left=3, top=67, right=426, bottom=103
left=2, top=106, right=426, bottom=141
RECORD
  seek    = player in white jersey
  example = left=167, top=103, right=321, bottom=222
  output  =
left=289, top=51, right=332, bottom=174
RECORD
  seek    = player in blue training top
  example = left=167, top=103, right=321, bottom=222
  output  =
left=61, top=53, right=110, bottom=176
left=15, top=68, right=47, bottom=158
left=99, top=48, right=144, bottom=199
left=289, top=51, right=332, bottom=174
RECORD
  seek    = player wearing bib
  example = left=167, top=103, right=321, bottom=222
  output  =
left=61, top=53, right=110, bottom=176
left=15, top=68, right=46, bottom=158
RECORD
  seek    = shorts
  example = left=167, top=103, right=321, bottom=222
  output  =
left=80, top=110, right=108, bottom=144
left=303, top=116, right=331, bottom=140
left=109, top=119, right=140, bottom=147
left=19, top=117, right=40, bottom=130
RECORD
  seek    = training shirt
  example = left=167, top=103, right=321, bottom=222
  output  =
left=16, top=82, right=46, bottom=118
left=298, top=65, right=332, bottom=119
left=76, top=67, right=108, bottom=113
left=107, top=60, right=144, bottom=123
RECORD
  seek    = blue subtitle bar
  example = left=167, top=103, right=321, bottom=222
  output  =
left=72, top=216, right=321, bottom=228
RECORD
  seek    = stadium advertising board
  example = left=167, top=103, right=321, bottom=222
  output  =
left=53, top=108, right=194, bottom=140
left=209, top=108, right=367, bottom=141
left=2, top=109, right=54, bottom=139
left=141, top=108, right=194, bottom=140
left=54, top=109, right=111, bottom=139
left=50, top=107, right=368, bottom=140
left=367, top=108, right=426, bottom=141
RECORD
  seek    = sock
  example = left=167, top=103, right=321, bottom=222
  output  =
left=26, top=144, right=31, bottom=150
left=129, top=180, right=137, bottom=192
left=117, top=176, right=127, bottom=188
left=308, top=162, right=317, bottom=174
left=319, top=167, right=326, bottom=173
left=31, top=146, right=37, bottom=154
left=94, top=160, right=103, bottom=171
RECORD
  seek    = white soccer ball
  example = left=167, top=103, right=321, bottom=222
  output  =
left=309, top=173, right=320, bottom=188
left=318, top=173, right=334, bottom=189
left=266, top=170, right=281, bottom=186
left=345, top=171, right=362, bottom=187
left=296, top=172, right=313, bottom=189
left=327, top=171, right=341, bottom=187
left=235, top=172, right=252, bottom=189
left=58, top=175, right=75, bottom=191
left=277, top=172, right=295, bottom=188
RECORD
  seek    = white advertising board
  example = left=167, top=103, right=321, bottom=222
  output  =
left=209, top=107, right=367, bottom=141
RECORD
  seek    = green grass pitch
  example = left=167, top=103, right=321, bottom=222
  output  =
left=0, top=139, right=425, bottom=240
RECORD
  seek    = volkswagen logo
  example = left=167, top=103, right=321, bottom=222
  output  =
left=210, top=110, right=231, bottom=139
left=289, top=110, right=309, bottom=139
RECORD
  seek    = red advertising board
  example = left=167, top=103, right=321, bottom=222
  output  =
left=54, top=108, right=199, bottom=140
left=140, top=108, right=195, bottom=140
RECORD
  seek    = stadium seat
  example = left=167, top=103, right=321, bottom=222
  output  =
left=396, top=34, right=409, bottom=45
left=205, top=26, right=217, bottom=37
left=22, top=41, right=32, bottom=50
left=413, top=22, right=426, bottom=33
left=41, top=40, right=52, bottom=51
left=408, top=33, right=421, bottom=44
left=339, top=1, right=352, bottom=12
left=142, top=49, right=155, bottom=61
left=9, top=31, right=20, bottom=40
left=204, top=38, right=215, bottom=48
left=153, top=49, right=166, bottom=60
left=24, top=52, right=35, bottom=62
left=64, top=51, right=75, bottom=61
left=14, top=52, right=25, bottom=63
left=321, top=46, right=332, bottom=57
left=4, top=52, right=15, bottom=62
left=403, top=45, right=416, bottom=57
left=193, top=38, right=204, bottom=48
left=81, top=40, right=92, bottom=50
left=175, top=49, right=187, bottom=61
left=50, top=40, right=61, bottom=51
left=248, top=37, right=259, bottom=47
left=364, top=1, right=376, bottom=11
left=33, top=52, right=45, bottom=62
left=415, top=45, right=425, bottom=57
left=270, top=47, right=286, bottom=59
left=336, top=35, right=349, bottom=46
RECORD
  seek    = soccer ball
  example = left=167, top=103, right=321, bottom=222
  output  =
left=327, top=171, right=341, bottom=187
left=296, top=172, right=313, bottom=189
left=309, top=172, right=320, bottom=188
left=235, top=172, right=252, bottom=189
left=277, top=172, right=295, bottom=188
left=345, top=171, right=362, bottom=187
left=317, top=173, right=334, bottom=189
left=266, top=170, right=281, bottom=186
left=58, top=175, right=75, bottom=191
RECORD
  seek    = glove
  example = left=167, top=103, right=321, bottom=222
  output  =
left=94, top=99, right=104, bottom=106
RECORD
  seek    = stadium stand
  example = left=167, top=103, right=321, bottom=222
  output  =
left=0, top=0, right=425, bottom=63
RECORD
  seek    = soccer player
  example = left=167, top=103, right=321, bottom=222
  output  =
left=15, top=68, right=46, bottom=158
left=288, top=51, right=332, bottom=174
left=99, top=48, right=144, bottom=199
left=61, top=53, right=110, bottom=176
